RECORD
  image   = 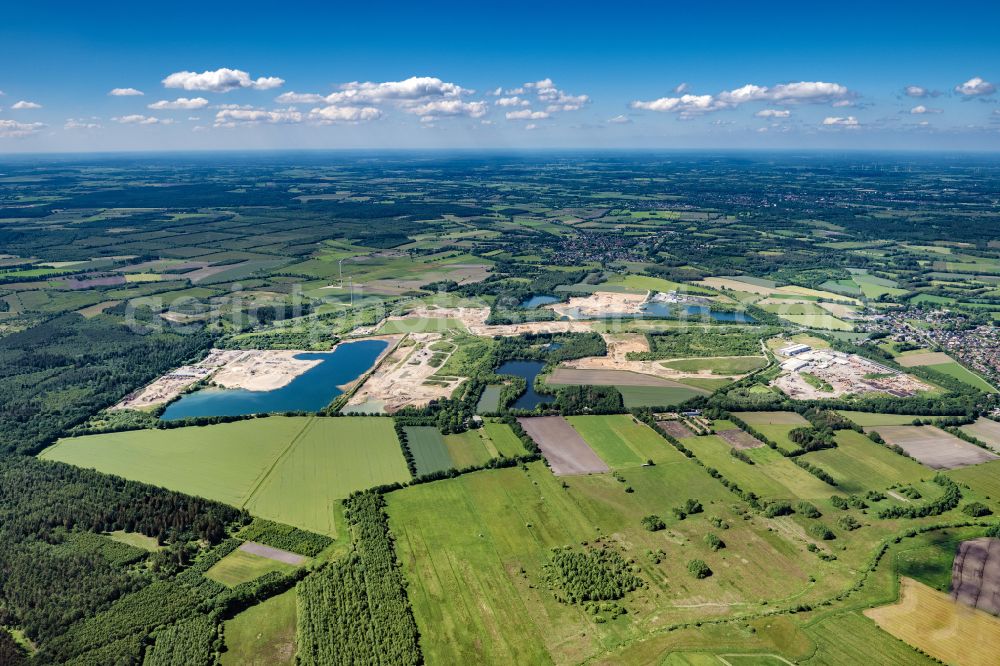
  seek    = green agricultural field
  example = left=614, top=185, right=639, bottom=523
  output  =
left=616, top=385, right=705, bottom=408
left=660, top=356, right=767, bottom=374
left=732, top=411, right=810, bottom=452
left=40, top=418, right=301, bottom=506
left=222, top=589, right=297, bottom=666
left=482, top=420, right=528, bottom=457
left=801, top=430, right=928, bottom=494
left=778, top=314, right=853, bottom=331
left=206, top=548, right=298, bottom=587
left=947, top=460, right=1000, bottom=500
left=244, top=418, right=410, bottom=534
left=443, top=429, right=495, bottom=468
left=406, top=426, right=453, bottom=476
left=567, top=414, right=665, bottom=467
left=835, top=411, right=926, bottom=427
left=42, top=416, right=410, bottom=534
left=925, top=361, right=997, bottom=393
left=682, top=435, right=831, bottom=501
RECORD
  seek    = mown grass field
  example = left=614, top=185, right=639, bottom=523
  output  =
left=802, top=430, right=928, bottom=494
left=222, top=588, right=297, bottom=666
left=567, top=414, right=664, bottom=468
left=206, top=548, right=298, bottom=587
left=42, top=416, right=409, bottom=535
left=615, top=385, right=704, bottom=408
left=443, top=429, right=495, bottom=468
left=925, top=360, right=997, bottom=393
left=835, top=411, right=925, bottom=427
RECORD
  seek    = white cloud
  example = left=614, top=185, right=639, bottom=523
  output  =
left=904, top=85, right=929, bottom=98
left=489, top=87, right=502, bottom=96
left=406, top=100, right=487, bottom=120
left=910, top=105, right=942, bottom=115
left=525, top=78, right=554, bottom=91
left=215, top=107, right=304, bottom=127
left=718, top=81, right=852, bottom=105
left=308, top=106, right=383, bottom=123
left=755, top=109, right=791, bottom=118
left=11, top=100, right=42, bottom=110
left=109, top=87, right=144, bottom=96
left=330, top=76, right=469, bottom=104
left=524, top=123, right=539, bottom=130
left=274, top=92, right=327, bottom=104
left=607, top=114, right=632, bottom=124
left=822, top=116, right=859, bottom=127
left=632, top=80, right=853, bottom=117
left=148, top=97, right=209, bottom=110
left=831, top=99, right=854, bottom=107
left=113, top=114, right=171, bottom=125
left=673, top=82, right=689, bottom=94
left=496, top=96, right=529, bottom=107
left=955, top=77, right=996, bottom=97
left=630, top=94, right=716, bottom=115
left=0, top=119, right=46, bottom=138
left=162, top=68, right=284, bottom=93
left=505, top=109, right=550, bottom=120
left=64, top=118, right=101, bottom=130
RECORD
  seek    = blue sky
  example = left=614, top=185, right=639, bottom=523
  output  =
left=2, top=0, right=999, bottom=152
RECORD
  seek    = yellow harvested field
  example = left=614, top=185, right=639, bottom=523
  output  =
left=699, top=277, right=775, bottom=295
left=897, top=351, right=953, bottom=367
left=865, top=577, right=1000, bottom=666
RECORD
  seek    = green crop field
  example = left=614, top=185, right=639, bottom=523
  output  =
left=482, top=421, right=528, bottom=457
left=406, top=426, right=454, bottom=476
left=616, top=385, right=704, bottom=408
left=443, top=429, right=495, bottom=468
left=925, top=361, right=997, bottom=393
left=222, top=588, right=297, bottom=666
left=567, top=414, right=664, bottom=468
left=42, top=416, right=409, bottom=534
left=378, top=317, right=467, bottom=335
left=206, top=548, right=298, bottom=587
left=835, top=411, right=926, bottom=427
left=660, top=356, right=768, bottom=374
left=800, top=431, right=928, bottom=494
left=244, top=418, right=409, bottom=534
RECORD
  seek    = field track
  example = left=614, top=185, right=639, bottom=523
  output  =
left=517, top=416, right=608, bottom=475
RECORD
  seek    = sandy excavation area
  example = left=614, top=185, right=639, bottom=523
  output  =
left=549, top=291, right=648, bottom=319
left=111, top=349, right=245, bottom=410
left=345, top=333, right=464, bottom=413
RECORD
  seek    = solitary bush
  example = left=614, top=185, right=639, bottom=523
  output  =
left=641, top=515, right=666, bottom=532
left=704, top=534, right=725, bottom=551
left=687, top=559, right=712, bottom=579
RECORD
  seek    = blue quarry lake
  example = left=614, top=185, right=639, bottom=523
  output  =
left=496, top=360, right=553, bottom=411
left=640, top=302, right=756, bottom=322
left=520, top=294, right=560, bottom=308
left=161, top=339, right=388, bottom=420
